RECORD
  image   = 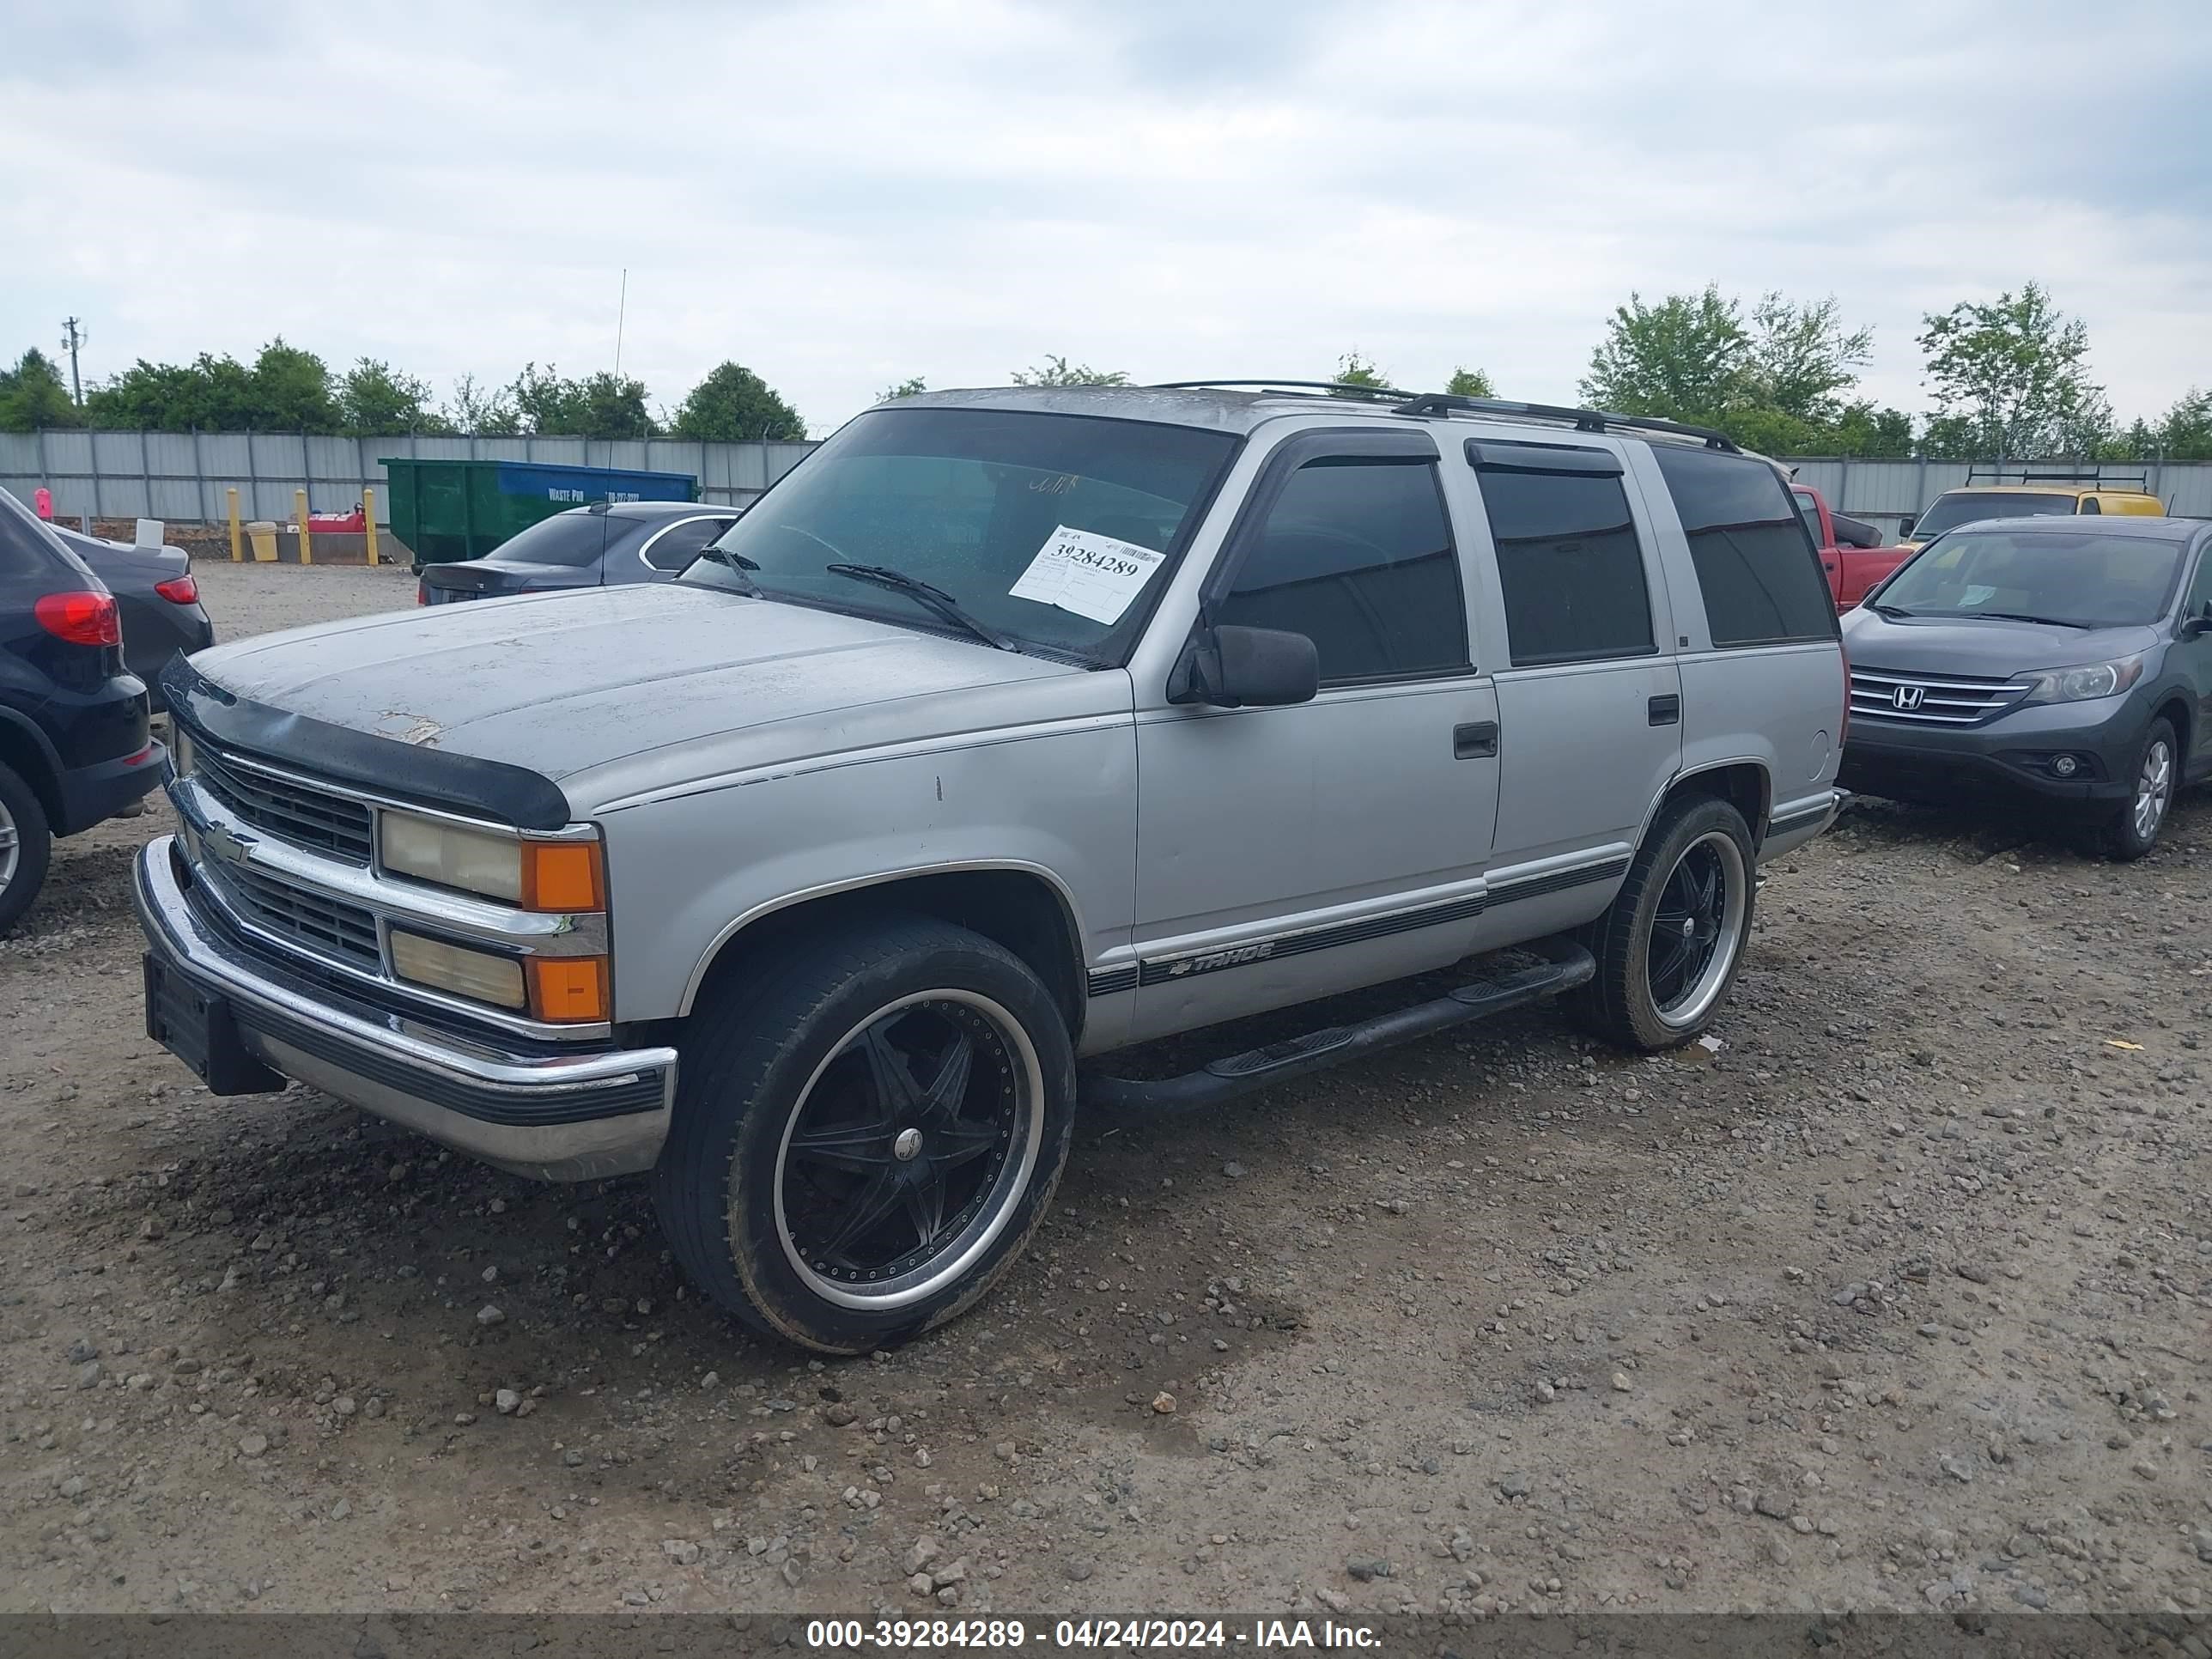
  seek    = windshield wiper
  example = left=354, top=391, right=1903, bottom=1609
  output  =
left=1966, top=611, right=2091, bottom=629
left=692, top=546, right=762, bottom=592
left=823, top=563, right=1014, bottom=651
left=1868, top=601, right=1915, bottom=619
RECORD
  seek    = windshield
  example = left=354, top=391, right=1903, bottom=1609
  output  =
left=682, top=407, right=1240, bottom=659
left=486, top=511, right=640, bottom=567
left=1911, top=490, right=2078, bottom=541
left=1875, top=530, right=2184, bottom=628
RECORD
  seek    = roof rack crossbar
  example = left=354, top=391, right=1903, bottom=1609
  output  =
left=1395, top=392, right=1740, bottom=453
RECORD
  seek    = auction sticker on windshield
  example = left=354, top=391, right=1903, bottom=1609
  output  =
left=1009, top=524, right=1164, bottom=625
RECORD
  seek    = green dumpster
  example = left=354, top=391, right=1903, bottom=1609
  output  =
left=380, top=458, right=698, bottom=565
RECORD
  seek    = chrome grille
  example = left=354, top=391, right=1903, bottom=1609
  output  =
left=1849, top=668, right=2025, bottom=726
left=211, top=859, right=382, bottom=971
left=192, top=744, right=374, bottom=864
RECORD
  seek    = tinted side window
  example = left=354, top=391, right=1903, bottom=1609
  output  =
left=1473, top=457, right=1656, bottom=667
left=2077, top=496, right=2101, bottom=516
left=1216, top=459, right=1466, bottom=684
left=642, top=516, right=734, bottom=571
left=0, top=489, right=76, bottom=578
left=2184, top=545, right=2212, bottom=621
left=1652, top=447, right=1834, bottom=647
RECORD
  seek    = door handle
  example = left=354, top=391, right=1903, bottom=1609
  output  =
left=1648, top=694, right=1680, bottom=726
left=1453, top=720, right=1498, bottom=759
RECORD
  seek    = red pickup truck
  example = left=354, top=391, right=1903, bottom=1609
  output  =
left=1792, top=484, right=1911, bottom=611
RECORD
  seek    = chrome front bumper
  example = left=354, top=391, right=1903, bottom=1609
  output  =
left=134, top=836, right=675, bottom=1181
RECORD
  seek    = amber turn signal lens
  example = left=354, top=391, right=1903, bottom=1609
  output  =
left=521, top=841, right=605, bottom=912
left=528, top=957, right=609, bottom=1023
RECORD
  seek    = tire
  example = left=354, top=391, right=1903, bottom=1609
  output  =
left=0, top=760, right=53, bottom=937
left=1570, top=793, right=1757, bottom=1052
left=653, top=915, right=1077, bottom=1354
left=2101, top=717, right=2176, bottom=862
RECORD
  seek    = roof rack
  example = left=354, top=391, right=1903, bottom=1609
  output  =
left=1394, top=392, right=1739, bottom=453
left=1965, top=465, right=2150, bottom=489
left=1146, top=380, right=1740, bottom=453
left=1148, top=378, right=1415, bottom=404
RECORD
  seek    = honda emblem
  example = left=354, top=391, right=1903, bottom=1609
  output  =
left=1891, top=684, right=1925, bottom=712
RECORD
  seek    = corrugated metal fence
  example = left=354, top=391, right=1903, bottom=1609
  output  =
left=3, top=430, right=2208, bottom=529
left=0, top=431, right=817, bottom=525
left=1787, top=457, right=2212, bottom=526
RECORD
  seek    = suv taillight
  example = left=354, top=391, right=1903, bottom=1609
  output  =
left=34, top=590, right=121, bottom=647
left=155, top=574, right=198, bottom=605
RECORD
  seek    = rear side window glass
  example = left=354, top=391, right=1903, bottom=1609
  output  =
left=641, top=516, right=734, bottom=571
left=0, top=489, right=77, bottom=577
left=1793, top=491, right=1824, bottom=546
left=1216, top=458, right=1466, bottom=684
left=2078, top=496, right=2101, bottom=516
left=487, top=512, right=641, bottom=568
left=1472, top=456, right=1656, bottom=666
left=1652, top=447, right=1835, bottom=647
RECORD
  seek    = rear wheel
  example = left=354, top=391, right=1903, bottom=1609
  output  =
left=0, top=761, right=53, bottom=937
left=653, top=915, right=1075, bottom=1353
left=2102, top=717, right=2176, bottom=861
left=1571, top=794, right=1756, bottom=1052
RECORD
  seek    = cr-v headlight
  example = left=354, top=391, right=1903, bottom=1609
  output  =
left=2016, top=653, right=2144, bottom=705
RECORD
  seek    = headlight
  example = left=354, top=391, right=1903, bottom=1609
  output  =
left=2017, top=654, right=2145, bottom=705
left=389, top=930, right=528, bottom=1010
left=380, top=812, right=605, bottom=911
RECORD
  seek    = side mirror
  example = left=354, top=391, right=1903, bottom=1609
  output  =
left=1897, top=514, right=1917, bottom=539
left=2181, top=610, right=2212, bottom=640
left=1168, top=623, right=1320, bottom=708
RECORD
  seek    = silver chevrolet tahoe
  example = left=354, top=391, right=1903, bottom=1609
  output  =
left=136, top=383, right=1845, bottom=1352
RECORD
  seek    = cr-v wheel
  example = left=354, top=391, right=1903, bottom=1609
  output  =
left=654, top=915, right=1075, bottom=1353
left=1571, top=793, right=1756, bottom=1052
left=2103, top=716, right=2176, bottom=862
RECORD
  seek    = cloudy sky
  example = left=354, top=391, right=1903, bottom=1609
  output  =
left=4, top=0, right=2209, bottom=435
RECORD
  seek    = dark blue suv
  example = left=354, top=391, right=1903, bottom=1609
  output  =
left=0, top=489, right=167, bottom=931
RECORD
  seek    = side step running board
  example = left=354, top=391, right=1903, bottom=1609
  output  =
left=1079, top=937, right=1595, bottom=1115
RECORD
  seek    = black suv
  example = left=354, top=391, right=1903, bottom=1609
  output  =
left=0, top=489, right=167, bottom=931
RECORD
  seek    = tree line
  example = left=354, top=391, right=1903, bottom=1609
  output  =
left=4, top=291, right=2207, bottom=460
left=0, top=343, right=808, bottom=442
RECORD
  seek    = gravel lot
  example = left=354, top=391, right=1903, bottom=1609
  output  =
left=3, top=562, right=2209, bottom=1623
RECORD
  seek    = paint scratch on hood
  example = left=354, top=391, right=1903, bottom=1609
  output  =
left=376, top=710, right=445, bottom=746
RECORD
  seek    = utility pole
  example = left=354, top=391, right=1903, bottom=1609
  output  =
left=60, top=317, right=86, bottom=405
left=614, top=270, right=627, bottom=377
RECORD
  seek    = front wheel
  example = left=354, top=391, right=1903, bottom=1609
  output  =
left=1571, top=794, right=1756, bottom=1052
left=2102, top=717, right=2176, bottom=861
left=654, top=915, right=1076, bottom=1353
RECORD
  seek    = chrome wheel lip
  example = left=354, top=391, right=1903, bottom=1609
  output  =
left=2133, top=738, right=2172, bottom=842
left=769, top=988, right=1045, bottom=1313
left=1650, top=830, right=1749, bottom=1030
left=0, top=796, right=16, bottom=893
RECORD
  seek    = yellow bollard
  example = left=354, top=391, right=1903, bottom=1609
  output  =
left=227, top=486, right=243, bottom=562
left=294, top=489, right=313, bottom=565
left=362, top=487, right=380, bottom=567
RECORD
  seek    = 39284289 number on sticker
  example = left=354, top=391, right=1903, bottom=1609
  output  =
left=1007, top=524, right=1166, bottom=625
